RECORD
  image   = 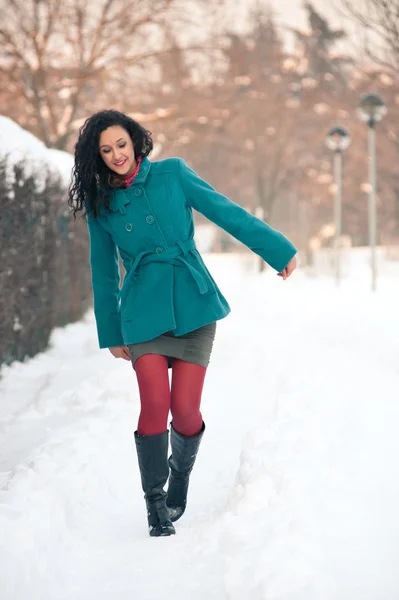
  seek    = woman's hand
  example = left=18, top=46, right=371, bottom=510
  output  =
left=109, top=345, right=131, bottom=361
left=277, top=255, right=297, bottom=280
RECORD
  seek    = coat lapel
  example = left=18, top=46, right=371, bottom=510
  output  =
left=108, top=157, right=152, bottom=214
left=108, top=190, right=130, bottom=214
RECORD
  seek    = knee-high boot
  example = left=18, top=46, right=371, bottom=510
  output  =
left=166, top=421, right=205, bottom=523
left=134, top=430, right=176, bottom=537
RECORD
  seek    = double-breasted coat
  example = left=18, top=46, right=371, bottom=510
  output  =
left=86, top=157, right=297, bottom=349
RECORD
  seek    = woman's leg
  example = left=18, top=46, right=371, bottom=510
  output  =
left=134, top=353, right=175, bottom=536
left=134, top=354, right=171, bottom=436
left=170, top=359, right=207, bottom=436
left=167, top=358, right=207, bottom=522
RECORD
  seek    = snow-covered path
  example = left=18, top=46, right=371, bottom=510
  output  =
left=1, top=255, right=399, bottom=600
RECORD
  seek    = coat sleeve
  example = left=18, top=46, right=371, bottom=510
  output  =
left=86, top=213, right=125, bottom=349
left=177, top=158, right=297, bottom=273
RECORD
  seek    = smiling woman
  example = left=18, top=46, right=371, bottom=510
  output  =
left=67, top=108, right=297, bottom=539
left=68, top=110, right=153, bottom=215
left=99, top=127, right=136, bottom=181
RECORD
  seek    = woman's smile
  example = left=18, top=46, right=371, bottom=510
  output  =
left=99, top=125, right=136, bottom=175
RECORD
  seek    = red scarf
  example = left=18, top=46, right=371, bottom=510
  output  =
left=123, top=156, right=142, bottom=188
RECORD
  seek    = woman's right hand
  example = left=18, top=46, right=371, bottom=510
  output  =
left=277, top=255, right=297, bottom=280
left=109, top=346, right=131, bottom=361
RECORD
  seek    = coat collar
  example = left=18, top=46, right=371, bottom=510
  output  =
left=108, top=157, right=152, bottom=214
left=131, top=156, right=151, bottom=185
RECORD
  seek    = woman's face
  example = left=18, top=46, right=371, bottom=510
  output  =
left=99, top=126, right=136, bottom=175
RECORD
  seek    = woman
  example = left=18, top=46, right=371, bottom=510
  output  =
left=68, top=109, right=297, bottom=538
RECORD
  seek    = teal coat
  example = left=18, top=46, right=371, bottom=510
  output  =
left=87, top=157, right=297, bottom=348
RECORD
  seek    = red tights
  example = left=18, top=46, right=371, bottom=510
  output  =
left=134, top=354, right=207, bottom=437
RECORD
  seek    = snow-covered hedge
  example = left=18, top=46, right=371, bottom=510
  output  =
left=0, top=117, right=92, bottom=366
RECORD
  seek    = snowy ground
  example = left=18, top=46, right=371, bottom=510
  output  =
left=1, top=253, right=399, bottom=600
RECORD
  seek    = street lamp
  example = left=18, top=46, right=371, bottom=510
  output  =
left=357, top=92, right=387, bottom=292
left=325, top=125, right=351, bottom=285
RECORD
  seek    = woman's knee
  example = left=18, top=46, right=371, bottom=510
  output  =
left=171, top=408, right=203, bottom=436
left=137, top=396, right=170, bottom=436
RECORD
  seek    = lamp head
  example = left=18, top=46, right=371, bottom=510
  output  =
left=325, top=125, right=351, bottom=152
left=357, top=92, right=387, bottom=126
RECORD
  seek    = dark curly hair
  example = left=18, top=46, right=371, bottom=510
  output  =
left=68, top=109, right=153, bottom=219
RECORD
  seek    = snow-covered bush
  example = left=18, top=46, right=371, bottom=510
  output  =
left=0, top=117, right=92, bottom=366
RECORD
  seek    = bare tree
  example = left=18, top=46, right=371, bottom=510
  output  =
left=0, top=0, right=220, bottom=150
left=340, top=0, right=399, bottom=71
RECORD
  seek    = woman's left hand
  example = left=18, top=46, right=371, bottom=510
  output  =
left=277, top=255, right=297, bottom=280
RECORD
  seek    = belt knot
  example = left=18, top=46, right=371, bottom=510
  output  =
left=119, top=238, right=209, bottom=301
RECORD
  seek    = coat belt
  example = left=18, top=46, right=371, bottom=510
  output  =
left=119, top=239, right=209, bottom=303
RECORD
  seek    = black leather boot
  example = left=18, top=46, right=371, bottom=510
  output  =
left=166, top=422, right=205, bottom=523
left=134, top=430, right=176, bottom=537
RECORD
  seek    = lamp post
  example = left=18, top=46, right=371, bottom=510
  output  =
left=357, top=92, right=387, bottom=292
left=325, top=125, right=351, bottom=285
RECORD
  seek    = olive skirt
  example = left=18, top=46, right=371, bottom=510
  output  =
left=127, top=322, right=217, bottom=369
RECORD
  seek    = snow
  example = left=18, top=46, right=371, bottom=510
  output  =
left=0, top=117, right=73, bottom=192
left=1, top=254, right=399, bottom=600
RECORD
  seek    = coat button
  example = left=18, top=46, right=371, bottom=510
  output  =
left=155, top=246, right=164, bottom=254
left=146, top=215, right=155, bottom=225
left=134, top=188, right=143, bottom=197
left=125, top=222, right=134, bottom=232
